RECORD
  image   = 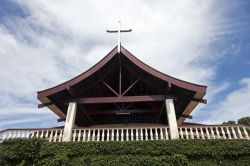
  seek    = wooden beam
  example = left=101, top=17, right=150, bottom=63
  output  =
left=74, top=95, right=174, bottom=104
left=38, top=95, right=176, bottom=108
left=119, top=65, right=122, bottom=95
left=190, top=98, right=207, bottom=104
left=102, top=81, right=120, bottom=96
left=67, top=86, right=95, bottom=125
left=157, top=103, right=165, bottom=122
left=180, top=115, right=193, bottom=119
left=123, top=65, right=166, bottom=93
left=57, top=118, right=66, bottom=122
left=121, top=79, right=139, bottom=96
left=87, top=109, right=160, bottom=115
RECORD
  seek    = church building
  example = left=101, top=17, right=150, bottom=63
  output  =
left=0, top=23, right=249, bottom=142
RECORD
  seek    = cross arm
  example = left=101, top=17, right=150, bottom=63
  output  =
left=107, top=29, right=132, bottom=33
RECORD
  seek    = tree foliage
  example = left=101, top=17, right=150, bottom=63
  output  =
left=238, top=116, right=250, bottom=126
left=222, top=120, right=236, bottom=125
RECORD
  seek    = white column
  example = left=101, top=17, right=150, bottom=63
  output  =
left=165, top=99, right=179, bottom=139
left=62, top=102, right=77, bottom=142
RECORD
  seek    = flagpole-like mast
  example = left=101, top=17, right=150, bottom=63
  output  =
left=107, top=21, right=132, bottom=53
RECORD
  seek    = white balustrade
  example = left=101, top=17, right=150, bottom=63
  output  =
left=1, top=125, right=249, bottom=142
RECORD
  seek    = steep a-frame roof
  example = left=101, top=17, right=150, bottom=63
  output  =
left=37, top=46, right=207, bottom=125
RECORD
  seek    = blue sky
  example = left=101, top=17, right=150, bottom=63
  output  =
left=0, top=0, right=249, bottom=130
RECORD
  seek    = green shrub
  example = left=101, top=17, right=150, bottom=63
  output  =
left=0, top=139, right=250, bottom=166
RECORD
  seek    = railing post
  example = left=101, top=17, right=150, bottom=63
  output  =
left=107, top=129, right=110, bottom=141
left=116, top=129, right=119, bottom=141
left=59, top=130, right=63, bottom=142
left=215, top=127, right=220, bottom=139
left=200, top=127, right=205, bottom=139
left=2, top=131, right=7, bottom=140
left=190, top=128, right=194, bottom=139
left=226, top=127, right=231, bottom=139
left=195, top=128, right=199, bottom=139
left=40, top=130, right=44, bottom=139
left=131, top=129, right=134, bottom=141
left=87, top=130, right=91, bottom=141
left=150, top=128, right=153, bottom=140
left=62, top=102, right=77, bottom=142
left=136, top=129, right=139, bottom=141
left=49, top=131, right=53, bottom=142
left=126, top=129, right=129, bottom=141
left=145, top=129, right=148, bottom=141
left=82, top=130, right=86, bottom=141
left=160, top=128, right=164, bottom=140
left=45, top=130, right=49, bottom=140
left=121, top=129, right=124, bottom=141
left=185, top=128, right=189, bottom=139
left=102, top=130, right=105, bottom=141
left=243, top=127, right=249, bottom=140
left=72, top=130, right=76, bottom=141
left=140, top=128, right=144, bottom=141
left=78, top=130, right=81, bottom=142
left=111, top=129, right=114, bottom=141
left=210, top=127, right=215, bottom=139
left=237, top=127, right=243, bottom=139
left=91, top=130, right=95, bottom=141
left=155, top=128, right=159, bottom=140
left=221, top=127, right=226, bottom=139
left=53, top=130, right=58, bottom=142
left=179, top=128, right=183, bottom=139
left=231, top=127, right=237, bottom=139
left=205, top=127, right=210, bottom=139
left=165, top=128, right=169, bottom=140
left=97, top=130, right=100, bottom=141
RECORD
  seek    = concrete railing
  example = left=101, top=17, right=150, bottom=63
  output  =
left=71, top=127, right=170, bottom=142
left=0, top=125, right=249, bottom=142
left=178, top=125, right=250, bottom=140
left=0, top=128, right=64, bottom=142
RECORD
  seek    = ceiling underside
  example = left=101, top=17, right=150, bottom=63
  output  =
left=47, top=53, right=196, bottom=126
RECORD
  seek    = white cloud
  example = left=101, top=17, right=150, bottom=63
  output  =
left=199, top=78, right=250, bottom=124
left=0, top=0, right=246, bottom=130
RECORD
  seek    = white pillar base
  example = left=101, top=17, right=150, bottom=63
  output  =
left=62, top=102, right=77, bottom=142
left=165, top=99, right=179, bottom=139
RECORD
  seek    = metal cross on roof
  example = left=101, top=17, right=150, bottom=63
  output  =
left=107, top=21, right=132, bottom=53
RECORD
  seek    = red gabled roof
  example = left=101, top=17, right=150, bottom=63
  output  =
left=37, top=46, right=207, bottom=125
left=38, top=46, right=206, bottom=98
